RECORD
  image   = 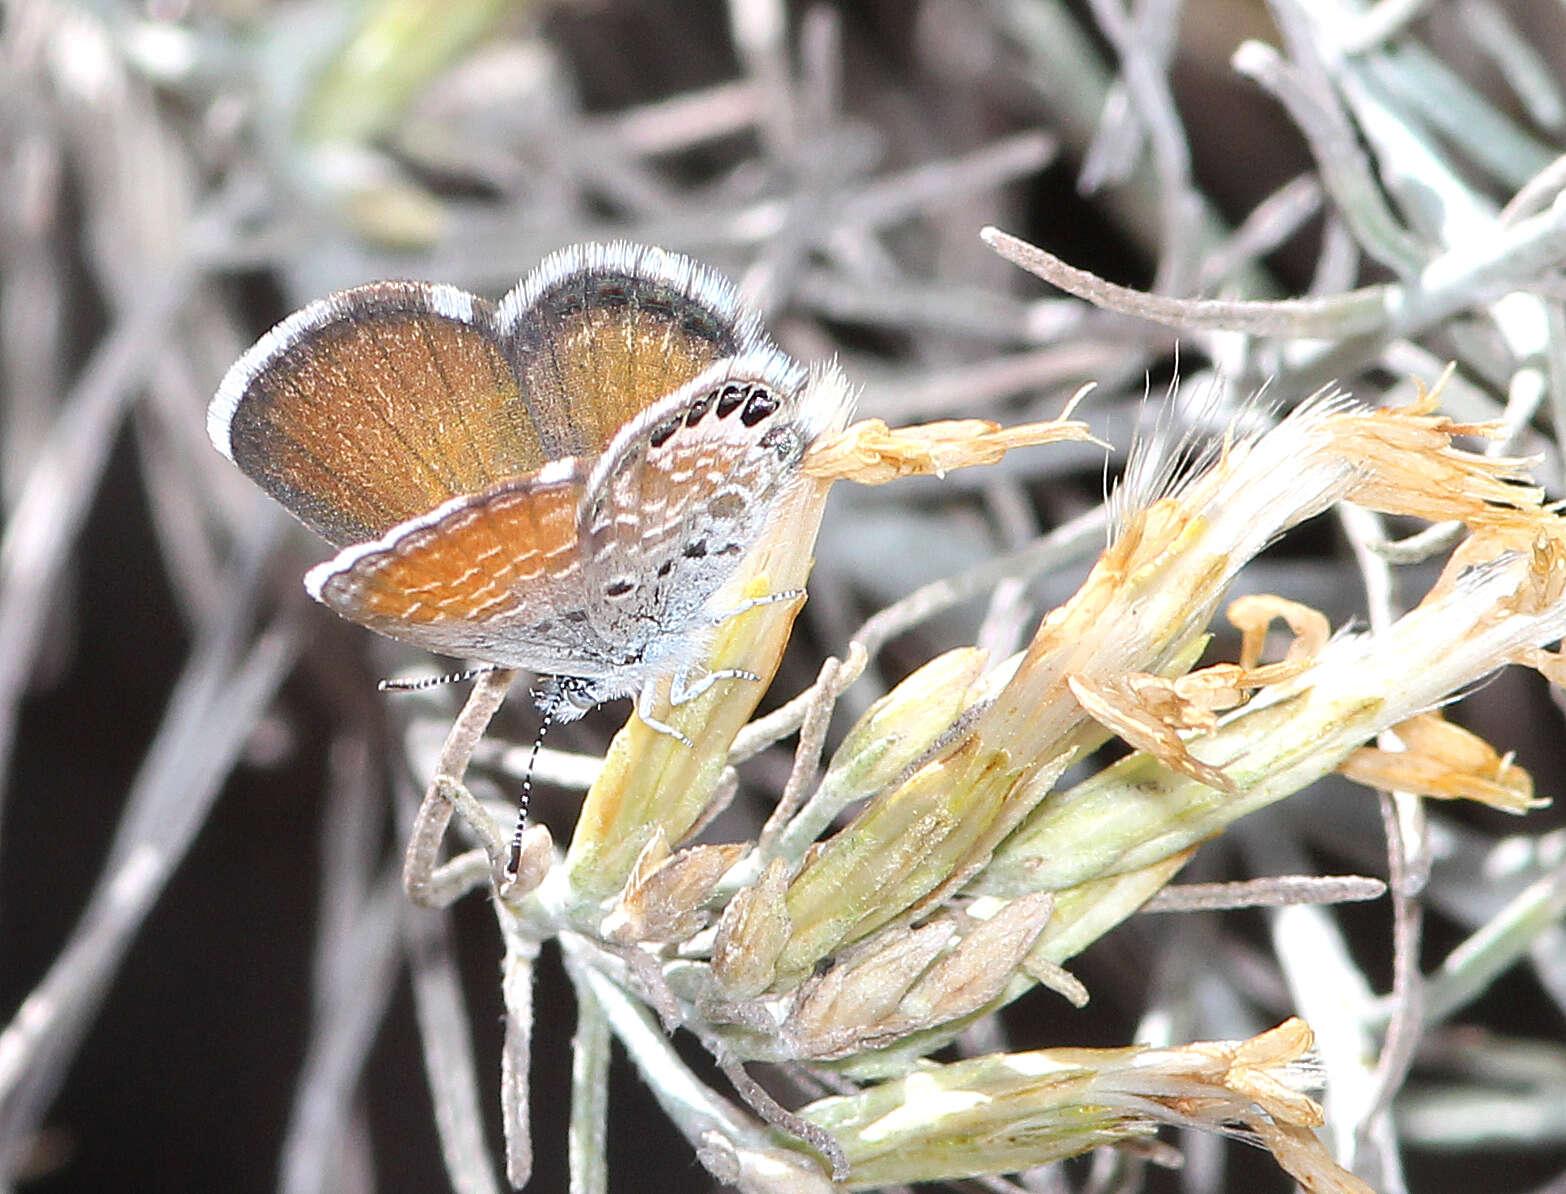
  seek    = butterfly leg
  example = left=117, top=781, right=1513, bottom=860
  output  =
left=708, top=587, right=805, bottom=626
left=634, top=663, right=766, bottom=745
left=633, top=590, right=804, bottom=744
left=635, top=687, right=695, bottom=746
left=668, top=664, right=761, bottom=705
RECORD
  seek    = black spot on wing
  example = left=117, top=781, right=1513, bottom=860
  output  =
left=740, top=387, right=780, bottom=427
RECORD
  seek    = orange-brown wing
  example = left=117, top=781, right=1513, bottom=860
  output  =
left=304, top=465, right=617, bottom=675
left=494, top=242, right=773, bottom=460
left=211, top=282, right=549, bottom=547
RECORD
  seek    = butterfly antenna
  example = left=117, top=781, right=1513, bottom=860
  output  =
left=379, top=665, right=498, bottom=693
left=507, top=681, right=562, bottom=876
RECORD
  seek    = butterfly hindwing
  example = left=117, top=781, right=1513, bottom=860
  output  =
left=568, top=352, right=825, bottom=671
left=306, top=463, right=620, bottom=676
left=495, top=243, right=771, bottom=461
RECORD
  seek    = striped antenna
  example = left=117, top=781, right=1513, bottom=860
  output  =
left=379, top=665, right=498, bottom=693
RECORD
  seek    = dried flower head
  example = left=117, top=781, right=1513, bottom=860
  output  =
left=400, top=354, right=1565, bottom=1190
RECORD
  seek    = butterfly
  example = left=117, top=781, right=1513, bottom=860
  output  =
left=209, top=242, right=853, bottom=731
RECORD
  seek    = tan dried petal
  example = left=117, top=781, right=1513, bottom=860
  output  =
left=1164, top=666, right=1251, bottom=718
left=1249, top=1120, right=1376, bottom=1194
left=1516, top=644, right=1566, bottom=686
left=1190, top=1018, right=1323, bottom=1128
left=804, top=414, right=1102, bottom=485
left=1228, top=593, right=1331, bottom=682
left=1340, top=711, right=1543, bottom=812
left=1109, top=664, right=1276, bottom=728
left=1504, top=532, right=1566, bottom=615
left=712, top=857, right=794, bottom=999
left=1068, top=674, right=1237, bottom=792
left=1330, top=395, right=1546, bottom=529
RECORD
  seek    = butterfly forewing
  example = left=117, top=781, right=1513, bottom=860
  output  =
left=212, top=283, right=550, bottom=547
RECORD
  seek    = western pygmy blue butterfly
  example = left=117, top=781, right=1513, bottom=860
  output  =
left=209, top=241, right=853, bottom=778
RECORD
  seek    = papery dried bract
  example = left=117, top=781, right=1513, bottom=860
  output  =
left=783, top=893, right=1054, bottom=1061
left=712, top=856, right=794, bottom=999
left=604, top=834, right=748, bottom=944
left=786, top=922, right=955, bottom=1059
left=893, top=892, right=1054, bottom=1025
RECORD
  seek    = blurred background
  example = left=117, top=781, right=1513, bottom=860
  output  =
left=2, top=1, right=1566, bottom=1192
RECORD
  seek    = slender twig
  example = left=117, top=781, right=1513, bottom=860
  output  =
left=0, top=602, right=299, bottom=1163
left=403, top=893, right=503, bottom=1194
left=402, top=668, right=516, bottom=906
left=567, top=979, right=610, bottom=1194
left=1142, top=874, right=1387, bottom=913
left=500, top=910, right=540, bottom=1189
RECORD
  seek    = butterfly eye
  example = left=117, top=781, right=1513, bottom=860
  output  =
left=759, top=425, right=800, bottom=459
